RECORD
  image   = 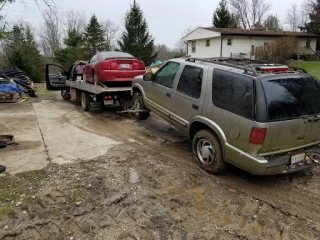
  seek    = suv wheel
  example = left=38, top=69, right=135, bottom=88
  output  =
left=193, top=129, right=226, bottom=174
left=132, top=92, right=149, bottom=120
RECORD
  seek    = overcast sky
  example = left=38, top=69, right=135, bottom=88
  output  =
left=4, top=0, right=305, bottom=48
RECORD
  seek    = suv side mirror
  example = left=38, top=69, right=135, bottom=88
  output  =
left=143, top=72, right=154, bottom=81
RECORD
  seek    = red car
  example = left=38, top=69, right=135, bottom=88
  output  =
left=84, top=51, right=146, bottom=87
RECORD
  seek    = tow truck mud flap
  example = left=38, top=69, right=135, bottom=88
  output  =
left=90, top=102, right=103, bottom=110
left=70, top=88, right=81, bottom=101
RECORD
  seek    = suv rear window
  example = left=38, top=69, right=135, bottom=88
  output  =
left=212, top=69, right=254, bottom=119
left=262, top=76, right=320, bottom=121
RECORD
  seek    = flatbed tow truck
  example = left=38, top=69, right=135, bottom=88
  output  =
left=45, top=62, right=146, bottom=114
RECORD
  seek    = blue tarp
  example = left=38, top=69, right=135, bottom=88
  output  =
left=0, top=83, right=22, bottom=94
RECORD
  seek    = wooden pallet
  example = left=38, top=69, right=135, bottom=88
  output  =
left=0, top=92, right=19, bottom=103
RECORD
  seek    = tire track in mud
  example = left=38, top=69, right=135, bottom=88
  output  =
left=1, top=144, right=320, bottom=240
left=62, top=106, right=320, bottom=239
left=2, top=100, right=320, bottom=239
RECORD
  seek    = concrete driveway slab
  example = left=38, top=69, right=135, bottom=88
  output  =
left=32, top=100, right=121, bottom=165
left=0, top=104, right=48, bottom=174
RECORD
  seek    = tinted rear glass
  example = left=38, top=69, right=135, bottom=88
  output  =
left=177, top=65, right=203, bottom=99
left=100, top=52, right=134, bottom=59
left=212, top=69, right=254, bottom=119
left=261, top=76, right=320, bottom=121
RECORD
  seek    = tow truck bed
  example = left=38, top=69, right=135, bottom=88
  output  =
left=66, top=80, right=131, bottom=94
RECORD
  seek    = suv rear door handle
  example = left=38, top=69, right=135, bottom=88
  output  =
left=192, top=104, right=199, bottom=110
left=166, top=92, right=171, bottom=98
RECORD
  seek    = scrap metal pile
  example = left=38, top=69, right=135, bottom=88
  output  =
left=0, top=67, right=37, bottom=102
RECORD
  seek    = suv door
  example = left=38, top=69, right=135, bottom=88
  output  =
left=144, top=62, right=181, bottom=122
left=46, top=64, right=68, bottom=91
left=170, top=65, right=205, bottom=131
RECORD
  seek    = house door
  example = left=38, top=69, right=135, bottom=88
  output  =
left=250, top=45, right=255, bottom=60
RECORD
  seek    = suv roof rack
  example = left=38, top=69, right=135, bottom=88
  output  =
left=186, top=57, right=309, bottom=76
left=186, top=58, right=259, bottom=77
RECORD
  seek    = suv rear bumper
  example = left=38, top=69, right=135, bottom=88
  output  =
left=225, top=144, right=320, bottom=175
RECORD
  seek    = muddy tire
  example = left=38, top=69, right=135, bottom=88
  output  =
left=61, top=90, right=71, bottom=101
left=192, top=129, right=226, bottom=174
left=81, top=91, right=90, bottom=111
left=132, top=92, right=149, bottom=120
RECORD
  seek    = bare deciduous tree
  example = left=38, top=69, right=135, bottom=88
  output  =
left=286, top=4, right=300, bottom=32
left=249, top=0, right=271, bottom=25
left=100, top=20, right=119, bottom=50
left=39, top=8, right=62, bottom=56
left=299, top=0, right=313, bottom=29
left=64, top=10, right=86, bottom=32
left=228, top=0, right=271, bottom=29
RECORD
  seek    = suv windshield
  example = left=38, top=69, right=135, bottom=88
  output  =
left=261, top=76, right=320, bottom=121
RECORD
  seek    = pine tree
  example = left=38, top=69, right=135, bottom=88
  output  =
left=213, top=0, right=239, bottom=28
left=54, top=28, right=86, bottom=69
left=302, top=0, right=320, bottom=34
left=84, top=14, right=106, bottom=57
left=301, top=0, right=320, bottom=49
left=118, top=0, right=157, bottom=66
left=4, top=24, right=44, bottom=83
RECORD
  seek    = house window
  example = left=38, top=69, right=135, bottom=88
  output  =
left=192, top=41, right=196, bottom=53
left=227, top=39, right=232, bottom=46
left=306, top=39, right=311, bottom=48
left=205, top=39, right=210, bottom=47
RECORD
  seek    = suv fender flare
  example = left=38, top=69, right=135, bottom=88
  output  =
left=132, top=83, right=146, bottom=98
left=188, top=116, right=228, bottom=154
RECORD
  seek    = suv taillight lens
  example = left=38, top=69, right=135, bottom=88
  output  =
left=250, top=128, right=267, bottom=145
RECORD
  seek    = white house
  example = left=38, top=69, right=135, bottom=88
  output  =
left=182, top=27, right=319, bottom=59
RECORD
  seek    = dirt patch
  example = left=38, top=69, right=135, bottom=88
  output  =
left=1, top=143, right=320, bottom=240
left=2, top=92, right=320, bottom=239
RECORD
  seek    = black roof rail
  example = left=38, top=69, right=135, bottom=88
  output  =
left=287, top=66, right=308, bottom=73
left=186, top=58, right=258, bottom=77
left=206, top=57, right=268, bottom=65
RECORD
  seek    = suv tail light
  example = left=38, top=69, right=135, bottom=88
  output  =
left=250, top=128, right=267, bottom=145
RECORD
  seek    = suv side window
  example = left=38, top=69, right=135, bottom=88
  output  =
left=177, top=65, right=203, bottom=99
left=212, top=69, right=254, bottom=119
left=154, top=62, right=180, bottom=88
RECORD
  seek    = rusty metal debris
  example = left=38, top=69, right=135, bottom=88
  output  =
left=0, top=134, right=16, bottom=149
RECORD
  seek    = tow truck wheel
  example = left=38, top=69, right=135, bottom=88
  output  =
left=81, top=91, right=90, bottom=111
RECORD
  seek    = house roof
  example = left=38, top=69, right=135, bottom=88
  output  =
left=202, top=27, right=320, bottom=38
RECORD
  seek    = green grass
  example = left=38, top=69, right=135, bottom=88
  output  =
left=0, top=170, right=47, bottom=216
left=292, top=61, right=320, bottom=79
